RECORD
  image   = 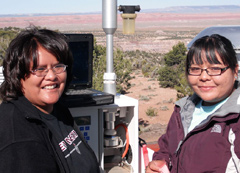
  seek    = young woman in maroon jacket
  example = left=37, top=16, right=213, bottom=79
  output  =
left=146, top=34, right=240, bottom=173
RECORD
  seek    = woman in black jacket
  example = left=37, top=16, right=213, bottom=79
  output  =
left=0, top=26, right=100, bottom=173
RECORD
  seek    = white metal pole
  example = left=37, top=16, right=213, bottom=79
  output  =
left=102, top=0, right=117, bottom=95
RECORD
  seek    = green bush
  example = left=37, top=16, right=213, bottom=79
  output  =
left=139, top=95, right=150, bottom=101
left=158, top=66, right=178, bottom=88
left=158, top=42, right=192, bottom=98
left=146, top=107, right=158, bottom=117
left=174, top=72, right=193, bottom=99
left=163, top=42, right=187, bottom=66
left=0, top=27, right=20, bottom=61
left=124, top=50, right=162, bottom=78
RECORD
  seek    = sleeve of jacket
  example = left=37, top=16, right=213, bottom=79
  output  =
left=228, top=117, right=240, bottom=172
left=152, top=106, right=183, bottom=165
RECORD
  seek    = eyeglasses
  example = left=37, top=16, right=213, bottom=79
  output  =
left=31, top=64, right=68, bottom=77
left=188, top=66, right=229, bottom=76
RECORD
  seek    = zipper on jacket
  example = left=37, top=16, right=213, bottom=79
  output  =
left=46, top=129, right=68, bottom=173
left=175, top=140, right=183, bottom=155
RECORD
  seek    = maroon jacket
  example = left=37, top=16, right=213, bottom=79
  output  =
left=153, top=89, right=240, bottom=173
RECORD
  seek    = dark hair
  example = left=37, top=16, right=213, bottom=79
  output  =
left=0, top=26, right=73, bottom=101
left=186, top=34, right=237, bottom=75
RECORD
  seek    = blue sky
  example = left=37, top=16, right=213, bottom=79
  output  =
left=1, top=0, right=239, bottom=15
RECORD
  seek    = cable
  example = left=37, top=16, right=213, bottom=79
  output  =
left=115, top=123, right=129, bottom=159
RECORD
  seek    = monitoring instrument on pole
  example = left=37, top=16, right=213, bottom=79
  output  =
left=119, top=5, right=141, bottom=35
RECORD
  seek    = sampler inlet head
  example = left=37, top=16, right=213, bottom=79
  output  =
left=118, top=5, right=141, bottom=35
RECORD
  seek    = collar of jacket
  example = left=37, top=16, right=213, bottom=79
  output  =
left=176, top=86, right=240, bottom=117
left=175, top=85, right=240, bottom=137
left=9, top=96, right=42, bottom=121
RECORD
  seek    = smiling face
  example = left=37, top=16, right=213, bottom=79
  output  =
left=187, top=54, right=238, bottom=106
left=21, top=46, right=67, bottom=114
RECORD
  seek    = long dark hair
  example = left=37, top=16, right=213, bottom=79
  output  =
left=0, top=26, right=73, bottom=101
left=186, top=34, right=237, bottom=75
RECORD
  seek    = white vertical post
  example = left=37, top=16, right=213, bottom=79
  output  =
left=102, top=0, right=117, bottom=95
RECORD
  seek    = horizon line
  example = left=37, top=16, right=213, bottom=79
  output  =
left=0, top=5, right=239, bottom=16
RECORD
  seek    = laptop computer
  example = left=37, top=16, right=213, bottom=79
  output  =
left=60, top=33, right=114, bottom=108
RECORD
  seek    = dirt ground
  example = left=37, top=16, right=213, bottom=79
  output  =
left=125, top=70, right=177, bottom=143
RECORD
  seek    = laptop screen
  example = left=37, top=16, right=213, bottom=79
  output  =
left=64, top=34, right=93, bottom=89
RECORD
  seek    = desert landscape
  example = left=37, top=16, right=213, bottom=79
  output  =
left=125, top=70, right=177, bottom=144
left=2, top=12, right=240, bottom=54
left=1, top=9, right=240, bottom=144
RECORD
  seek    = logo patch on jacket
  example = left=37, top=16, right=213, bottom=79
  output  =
left=59, top=130, right=79, bottom=152
left=211, top=124, right=222, bottom=133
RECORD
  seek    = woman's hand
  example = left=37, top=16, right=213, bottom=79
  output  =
left=146, top=160, right=169, bottom=173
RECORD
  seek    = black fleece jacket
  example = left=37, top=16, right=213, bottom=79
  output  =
left=0, top=96, right=99, bottom=173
